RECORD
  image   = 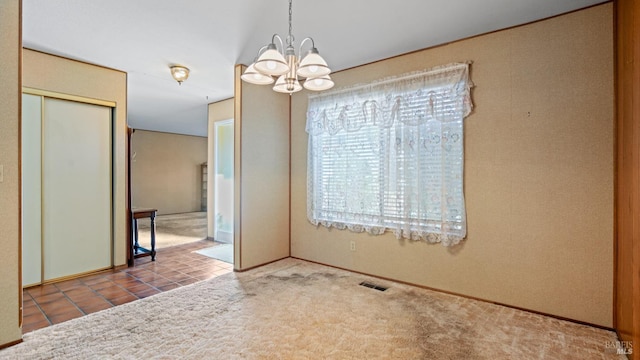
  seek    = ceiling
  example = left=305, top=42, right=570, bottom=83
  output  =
left=22, top=0, right=607, bottom=137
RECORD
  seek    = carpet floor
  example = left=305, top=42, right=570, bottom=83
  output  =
left=137, top=212, right=207, bottom=249
left=1, top=258, right=623, bottom=359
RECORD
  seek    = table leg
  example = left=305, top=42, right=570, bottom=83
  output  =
left=133, top=218, right=139, bottom=254
left=150, top=214, right=156, bottom=261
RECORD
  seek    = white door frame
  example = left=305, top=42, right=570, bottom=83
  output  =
left=213, top=119, right=234, bottom=244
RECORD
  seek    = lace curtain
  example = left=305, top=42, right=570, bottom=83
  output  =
left=306, top=62, right=473, bottom=246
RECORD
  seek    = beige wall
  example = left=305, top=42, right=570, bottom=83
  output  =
left=291, top=4, right=614, bottom=327
left=131, top=130, right=207, bottom=215
left=234, top=66, right=290, bottom=270
left=207, top=98, right=234, bottom=239
left=22, top=49, right=128, bottom=267
left=0, top=0, right=23, bottom=347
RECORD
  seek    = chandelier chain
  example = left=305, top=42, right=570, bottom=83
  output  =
left=287, top=0, right=294, bottom=46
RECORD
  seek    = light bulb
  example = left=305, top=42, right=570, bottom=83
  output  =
left=266, top=61, right=276, bottom=70
left=253, top=73, right=263, bottom=80
left=314, top=78, right=324, bottom=86
left=309, top=65, right=318, bottom=73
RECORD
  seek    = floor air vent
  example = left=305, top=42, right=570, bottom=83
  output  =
left=359, top=281, right=388, bottom=292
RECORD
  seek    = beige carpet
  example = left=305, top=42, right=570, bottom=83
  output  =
left=136, top=211, right=207, bottom=249
left=0, top=258, right=623, bottom=359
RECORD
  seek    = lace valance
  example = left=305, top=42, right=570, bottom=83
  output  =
left=306, top=62, right=473, bottom=136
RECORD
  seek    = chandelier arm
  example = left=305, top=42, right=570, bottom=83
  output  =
left=271, top=34, right=285, bottom=53
left=299, top=37, right=315, bottom=57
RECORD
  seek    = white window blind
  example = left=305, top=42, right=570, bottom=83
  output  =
left=306, top=63, right=472, bottom=246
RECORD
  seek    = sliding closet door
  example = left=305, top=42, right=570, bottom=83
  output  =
left=22, top=94, right=42, bottom=286
left=42, top=98, right=112, bottom=281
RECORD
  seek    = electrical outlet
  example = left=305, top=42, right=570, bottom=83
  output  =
left=350, top=241, right=356, bottom=251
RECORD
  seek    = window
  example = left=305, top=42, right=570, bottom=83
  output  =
left=306, top=63, right=472, bottom=246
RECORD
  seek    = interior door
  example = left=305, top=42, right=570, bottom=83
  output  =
left=22, top=94, right=42, bottom=286
left=42, top=98, right=112, bottom=281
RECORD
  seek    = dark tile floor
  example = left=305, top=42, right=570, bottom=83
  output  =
left=22, top=240, right=232, bottom=334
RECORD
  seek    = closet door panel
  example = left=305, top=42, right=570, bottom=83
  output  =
left=43, top=98, right=112, bottom=281
left=22, top=94, right=42, bottom=286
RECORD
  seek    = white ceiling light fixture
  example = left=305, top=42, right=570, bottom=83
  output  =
left=241, top=0, right=334, bottom=95
left=170, top=65, right=190, bottom=85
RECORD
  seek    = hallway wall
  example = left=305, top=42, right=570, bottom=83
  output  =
left=0, top=0, right=23, bottom=347
left=131, top=130, right=207, bottom=215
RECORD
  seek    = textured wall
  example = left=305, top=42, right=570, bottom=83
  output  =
left=291, top=4, right=614, bottom=327
left=0, top=0, right=23, bottom=347
left=22, top=49, right=128, bottom=266
left=234, top=66, right=290, bottom=270
left=131, top=130, right=207, bottom=215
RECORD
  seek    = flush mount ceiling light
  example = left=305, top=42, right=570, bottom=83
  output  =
left=170, top=65, right=190, bottom=85
left=241, top=0, right=334, bottom=94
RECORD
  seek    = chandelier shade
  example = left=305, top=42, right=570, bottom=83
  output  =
left=254, top=45, right=290, bottom=76
left=240, top=64, right=275, bottom=85
left=273, top=75, right=303, bottom=93
left=303, top=75, right=334, bottom=91
left=241, top=0, right=334, bottom=95
left=297, top=49, right=330, bottom=78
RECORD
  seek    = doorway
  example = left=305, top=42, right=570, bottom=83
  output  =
left=193, top=119, right=234, bottom=264
left=214, top=119, right=234, bottom=245
left=129, top=130, right=209, bottom=251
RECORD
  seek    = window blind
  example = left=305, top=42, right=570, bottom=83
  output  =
left=306, top=63, right=472, bottom=246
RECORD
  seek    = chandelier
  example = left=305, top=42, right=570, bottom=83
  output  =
left=241, top=0, right=334, bottom=94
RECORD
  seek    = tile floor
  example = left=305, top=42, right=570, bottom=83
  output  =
left=22, top=240, right=232, bottom=334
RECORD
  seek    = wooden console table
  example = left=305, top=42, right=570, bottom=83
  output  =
left=131, top=208, right=157, bottom=263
